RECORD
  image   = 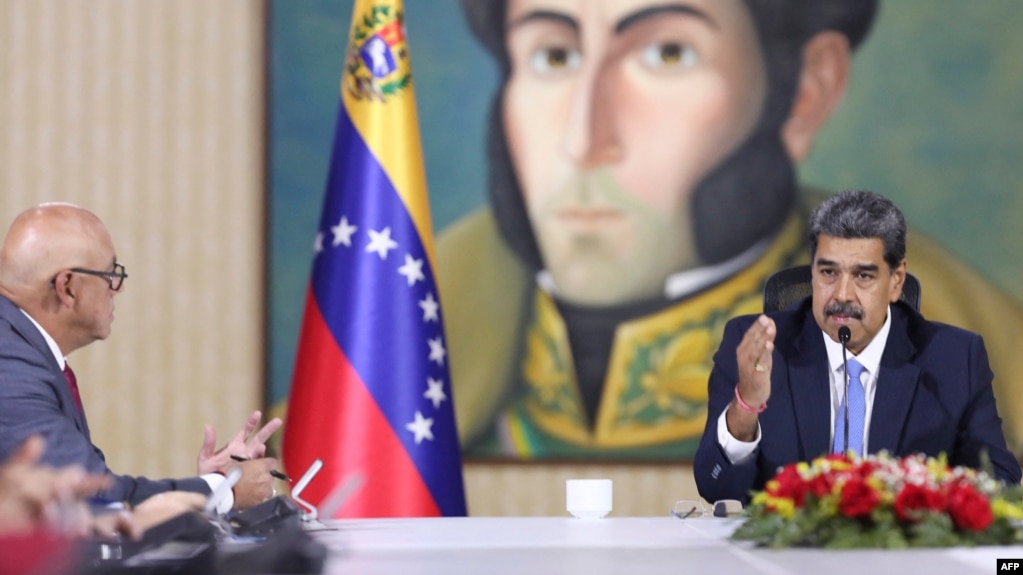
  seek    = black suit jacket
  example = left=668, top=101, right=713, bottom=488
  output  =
left=694, top=299, right=1021, bottom=503
left=0, top=295, right=209, bottom=505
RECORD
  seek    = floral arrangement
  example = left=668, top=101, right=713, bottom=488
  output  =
left=731, top=452, right=1023, bottom=548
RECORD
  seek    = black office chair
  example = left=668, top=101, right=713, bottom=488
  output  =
left=762, top=264, right=921, bottom=313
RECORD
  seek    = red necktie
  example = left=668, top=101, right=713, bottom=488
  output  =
left=63, top=363, right=83, bottom=416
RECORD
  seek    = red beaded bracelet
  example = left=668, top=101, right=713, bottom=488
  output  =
left=734, top=385, right=767, bottom=414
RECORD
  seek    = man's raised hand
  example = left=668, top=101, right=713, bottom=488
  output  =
left=196, top=411, right=282, bottom=476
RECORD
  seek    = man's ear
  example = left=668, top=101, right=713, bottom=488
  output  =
left=51, top=270, right=77, bottom=307
left=889, top=260, right=907, bottom=303
left=781, top=31, right=851, bottom=163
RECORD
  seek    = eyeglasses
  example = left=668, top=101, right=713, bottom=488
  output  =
left=671, top=499, right=744, bottom=519
left=67, top=262, right=128, bottom=291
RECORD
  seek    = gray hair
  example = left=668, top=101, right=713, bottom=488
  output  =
left=808, top=190, right=906, bottom=270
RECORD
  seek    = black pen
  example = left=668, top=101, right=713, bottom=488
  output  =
left=230, top=454, right=292, bottom=482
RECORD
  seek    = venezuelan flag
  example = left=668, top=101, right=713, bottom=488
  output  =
left=282, top=0, right=466, bottom=518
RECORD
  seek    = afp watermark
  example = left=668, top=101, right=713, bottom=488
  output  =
left=998, top=559, right=1023, bottom=571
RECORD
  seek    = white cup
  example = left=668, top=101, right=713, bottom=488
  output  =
left=566, top=479, right=612, bottom=519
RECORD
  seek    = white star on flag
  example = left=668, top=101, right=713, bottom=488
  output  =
left=331, top=216, right=357, bottom=247
left=423, top=377, right=447, bottom=409
left=405, top=410, right=434, bottom=444
left=314, top=232, right=324, bottom=253
left=427, top=337, right=446, bottom=366
left=397, top=254, right=425, bottom=286
left=418, top=292, right=440, bottom=322
left=366, top=227, right=399, bottom=260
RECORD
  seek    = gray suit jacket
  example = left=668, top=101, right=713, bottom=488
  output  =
left=0, top=295, right=209, bottom=505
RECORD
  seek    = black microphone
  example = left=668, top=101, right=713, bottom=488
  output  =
left=838, top=326, right=852, bottom=454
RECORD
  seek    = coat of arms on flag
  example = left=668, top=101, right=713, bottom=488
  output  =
left=344, top=5, right=411, bottom=102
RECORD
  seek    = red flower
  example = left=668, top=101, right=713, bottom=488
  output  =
left=838, top=478, right=880, bottom=518
left=946, top=482, right=993, bottom=532
left=854, top=461, right=880, bottom=478
left=822, top=453, right=852, bottom=464
left=768, top=465, right=809, bottom=507
left=894, top=483, right=945, bottom=523
left=807, top=473, right=835, bottom=498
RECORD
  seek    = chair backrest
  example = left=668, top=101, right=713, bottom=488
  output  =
left=762, top=264, right=921, bottom=313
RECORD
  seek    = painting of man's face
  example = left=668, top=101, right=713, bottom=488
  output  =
left=502, top=0, right=766, bottom=306
left=268, top=1, right=1023, bottom=464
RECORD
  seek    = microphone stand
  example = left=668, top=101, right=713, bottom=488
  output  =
left=838, top=326, right=852, bottom=454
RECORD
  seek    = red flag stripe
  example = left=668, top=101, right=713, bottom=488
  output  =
left=284, top=288, right=439, bottom=517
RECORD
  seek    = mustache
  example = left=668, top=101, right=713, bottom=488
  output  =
left=825, top=302, right=863, bottom=320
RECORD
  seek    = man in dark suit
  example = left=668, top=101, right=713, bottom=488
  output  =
left=0, top=202, right=282, bottom=511
left=695, top=190, right=1021, bottom=504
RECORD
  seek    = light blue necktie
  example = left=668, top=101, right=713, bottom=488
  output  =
left=833, top=358, right=866, bottom=456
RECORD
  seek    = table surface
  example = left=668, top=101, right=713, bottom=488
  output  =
left=309, top=516, right=1021, bottom=575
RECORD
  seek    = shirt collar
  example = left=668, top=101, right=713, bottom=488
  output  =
left=822, top=304, right=892, bottom=377
left=662, top=237, right=770, bottom=300
left=19, top=308, right=67, bottom=370
left=536, top=236, right=771, bottom=300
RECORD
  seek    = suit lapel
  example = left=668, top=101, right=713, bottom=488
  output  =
left=0, top=296, right=91, bottom=437
left=868, top=305, right=920, bottom=454
left=788, top=308, right=832, bottom=459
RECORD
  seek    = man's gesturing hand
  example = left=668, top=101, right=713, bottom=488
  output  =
left=196, top=411, right=283, bottom=476
left=726, top=315, right=777, bottom=442
left=735, top=314, right=777, bottom=409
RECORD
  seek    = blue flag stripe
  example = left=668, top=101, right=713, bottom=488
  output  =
left=310, top=102, right=463, bottom=515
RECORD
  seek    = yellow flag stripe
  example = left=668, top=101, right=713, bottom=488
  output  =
left=341, top=0, right=439, bottom=272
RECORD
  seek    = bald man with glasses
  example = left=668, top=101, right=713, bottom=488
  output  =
left=0, top=203, right=281, bottom=512
left=56, top=262, right=128, bottom=292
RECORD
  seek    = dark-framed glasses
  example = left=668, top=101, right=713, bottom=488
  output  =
left=68, top=262, right=128, bottom=291
left=671, top=499, right=744, bottom=519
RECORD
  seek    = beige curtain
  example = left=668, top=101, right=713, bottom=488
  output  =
left=0, top=0, right=264, bottom=481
